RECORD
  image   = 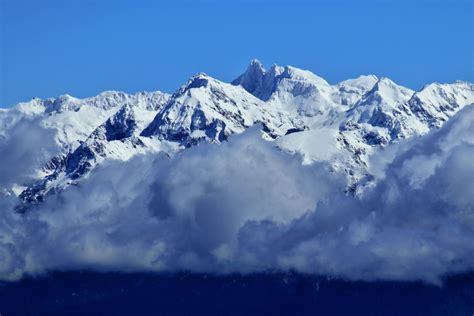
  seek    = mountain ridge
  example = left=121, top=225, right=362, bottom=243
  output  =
left=2, top=60, right=473, bottom=209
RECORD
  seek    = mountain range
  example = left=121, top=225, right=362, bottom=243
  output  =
left=1, top=59, right=473, bottom=210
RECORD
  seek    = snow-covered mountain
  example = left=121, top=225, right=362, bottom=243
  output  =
left=409, top=81, right=474, bottom=128
left=233, top=60, right=473, bottom=191
left=141, top=73, right=306, bottom=144
left=2, top=59, right=473, bottom=209
left=5, top=91, right=170, bottom=207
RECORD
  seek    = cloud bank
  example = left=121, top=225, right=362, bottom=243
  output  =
left=0, top=106, right=473, bottom=284
left=0, top=110, right=59, bottom=188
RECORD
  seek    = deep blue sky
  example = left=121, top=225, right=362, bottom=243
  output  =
left=0, top=0, right=472, bottom=107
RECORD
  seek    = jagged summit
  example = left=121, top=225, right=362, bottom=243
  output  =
left=187, top=72, right=211, bottom=85
left=231, top=59, right=266, bottom=95
left=249, top=58, right=265, bottom=69
left=141, top=72, right=306, bottom=145
left=232, top=60, right=329, bottom=101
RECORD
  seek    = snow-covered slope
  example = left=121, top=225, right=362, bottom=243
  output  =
left=232, top=59, right=341, bottom=118
left=142, top=73, right=306, bottom=145
left=1, top=91, right=169, bottom=152
left=409, top=81, right=474, bottom=128
left=233, top=60, right=474, bottom=192
left=336, top=75, right=379, bottom=106
left=2, top=91, right=170, bottom=207
left=3, top=59, right=473, bottom=209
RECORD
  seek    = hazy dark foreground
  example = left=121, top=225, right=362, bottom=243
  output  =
left=0, top=272, right=473, bottom=315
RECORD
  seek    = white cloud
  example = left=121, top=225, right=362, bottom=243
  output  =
left=0, top=107, right=473, bottom=284
left=0, top=111, right=59, bottom=188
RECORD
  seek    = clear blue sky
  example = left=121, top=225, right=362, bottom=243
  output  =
left=0, top=0, right=472, bottom=107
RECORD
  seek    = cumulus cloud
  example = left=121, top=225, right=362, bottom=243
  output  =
left=0, top=107, right=473, bottom=284
left=1, top=127, right=339, bottom=276
left=0, top=109, right=59, bottom=188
